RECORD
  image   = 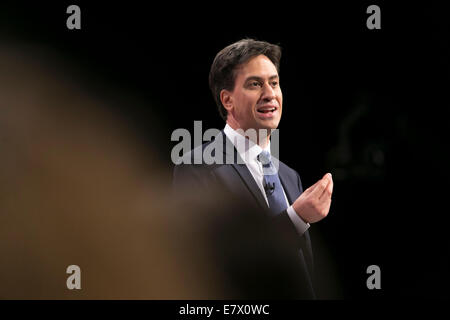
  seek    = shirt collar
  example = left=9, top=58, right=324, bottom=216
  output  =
left=223, top=123, right=271, bottom=163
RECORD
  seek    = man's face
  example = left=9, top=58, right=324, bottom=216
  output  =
left=223, top=54, right=283, bottom=132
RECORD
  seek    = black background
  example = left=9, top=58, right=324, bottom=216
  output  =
left=1, top=1, right=449, bottom=299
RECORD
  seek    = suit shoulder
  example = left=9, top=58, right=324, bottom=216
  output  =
left=173, top=138, right=216, bottom=166
left=173, top=133, right=233, bottom=168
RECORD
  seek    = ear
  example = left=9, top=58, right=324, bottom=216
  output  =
left=220, top=89, right=234, bottom=113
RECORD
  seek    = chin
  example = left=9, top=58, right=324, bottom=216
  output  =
left=260, top=121, right=280, bottom=130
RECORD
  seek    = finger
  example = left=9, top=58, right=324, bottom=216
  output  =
left=319, top=174, right=333, bottom=200
left=310, top=173, right=331, bottom=198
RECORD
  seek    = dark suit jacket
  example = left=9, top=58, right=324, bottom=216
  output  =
left=173, top=131, right=315, bottom=299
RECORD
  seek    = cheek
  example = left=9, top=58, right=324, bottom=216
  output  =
left=238, top=95, right=256, bottom=111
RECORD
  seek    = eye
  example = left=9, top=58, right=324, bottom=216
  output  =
left=271, top=81, right=279, bottom=87
left=251, top=81, right=262, bottom=87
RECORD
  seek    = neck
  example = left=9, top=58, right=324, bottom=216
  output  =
left=226, top=120, right=271, bottom=148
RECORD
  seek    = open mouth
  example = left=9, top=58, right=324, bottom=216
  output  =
left=256, top=106, right=278, bottom=117
left=257, top=107, right=276, bottom=113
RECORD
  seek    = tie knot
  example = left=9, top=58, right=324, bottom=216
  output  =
left=258, top=150, right=272, bottom=166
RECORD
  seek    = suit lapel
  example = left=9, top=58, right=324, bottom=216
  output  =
left=219, top=131, right=268, bottom=210
left=231, top=163, right=268, bottom=210
left=277, top=163, right=298, bottom=205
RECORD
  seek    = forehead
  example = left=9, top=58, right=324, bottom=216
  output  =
left=235, top=55, right=278, bottom=79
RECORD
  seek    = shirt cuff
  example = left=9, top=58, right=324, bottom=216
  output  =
left=286, top=205, right=310, bottom=236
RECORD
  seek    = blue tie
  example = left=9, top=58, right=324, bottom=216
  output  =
left=258, top=150, right=287, bottom=215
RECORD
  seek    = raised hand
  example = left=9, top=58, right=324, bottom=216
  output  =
left=292, top=173, right=333, bottom=223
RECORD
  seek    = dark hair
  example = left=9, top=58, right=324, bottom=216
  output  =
left=209, top=39, right=282, bottom=121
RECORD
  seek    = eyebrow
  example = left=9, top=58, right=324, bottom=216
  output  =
left=245, top=75, right=279, bottom=82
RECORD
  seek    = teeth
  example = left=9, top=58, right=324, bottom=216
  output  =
left=258, top=108, right=276, bottom=113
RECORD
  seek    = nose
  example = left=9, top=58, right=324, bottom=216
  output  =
left=261, top=82, right=276, bottom=102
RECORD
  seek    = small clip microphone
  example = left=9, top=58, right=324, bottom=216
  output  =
left=263, top=180, right=275, bottom=195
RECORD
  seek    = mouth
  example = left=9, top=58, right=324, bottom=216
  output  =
left=256, top=105, right=278, bottom=118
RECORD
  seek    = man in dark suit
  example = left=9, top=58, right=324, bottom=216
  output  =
left=173, top=39, right=333, bottom=299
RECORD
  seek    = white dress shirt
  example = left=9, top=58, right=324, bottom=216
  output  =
left=224, top=124, right=310, bottom=236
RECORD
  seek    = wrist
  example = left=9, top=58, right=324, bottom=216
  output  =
left=292, top=205, right=309, bottom=224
